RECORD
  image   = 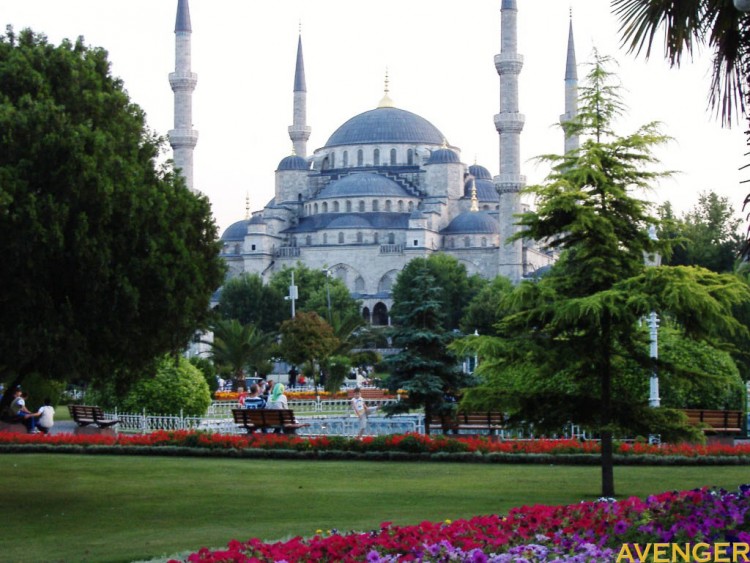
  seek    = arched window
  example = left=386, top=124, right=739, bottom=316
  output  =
left=373, top=149, right=380, bottom=166
left=298, top=193, right=303, bottom=201
left=373, top=303, right=389, bottom=326
left=322, top=202, right=328, bottom=213
left=355, top=276, right=365, bottom=292
left=407, top=201, right=414, bottom=212
left=338, top=232, right=345, bottom=244
left=346, top=200, right=352, bottom=212
left=483, top=205, right=489, bottom=211
left=372, top=200, right=379, bottom=211
left=398, top=200, right=404, bottom=212
left=323, top=233, right=328, bottom=244
left=390, top=148, right=397, bottom=165
left=330, top=152, right=335, bottom=168
left=374, top=232, right=379, bottom=244
left=407, top=148, right=414, bottom=165
left=333, top=201, right=340, bottom=212
left=356, top=232, right=363, bottom=243
left=388, top=232, right=395, bottom=244
left=359, top=200, right=365, bottom=212
left=362, top=306, right=371, bottom=323
left=481, top=237, right=487, bottom=247
left=378, top=274, right=393, bottom=293
left=306, top=235, right=312, bottom=245
left=314, top=203, right=319, bottom=214
left=321, top=157, right=330, bottom=171
left=464, top=236, right=471, bottom=248
left=291, top=236, right=298, bottom=247
left=342, top=151, right=348, bottom=167
left=450, top=238, right=455, bottom=248
left=385, top=200, right=392, bottom=212
left=357, top=149, right=363, bottom=166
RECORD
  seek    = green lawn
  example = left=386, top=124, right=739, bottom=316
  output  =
left=1, top=454, right=748, bottom=563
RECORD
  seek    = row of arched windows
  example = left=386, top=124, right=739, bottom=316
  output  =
left=322, top=147, right=417, bottom=170
left=293, top=232, right=398, bottom=246
left=445, top=236, right=492, bottom=248
left=307, top=199, right=415, bottom=215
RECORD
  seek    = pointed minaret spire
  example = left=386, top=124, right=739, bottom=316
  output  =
left=169, top=0, right=199, bottom=192
left=495, top=0, right=526, bottom=282
left=288, top=30, right=311, bottom=158
left=245, top=192, right=250, bottom=220
left=560, top=10, right=579, bottom=154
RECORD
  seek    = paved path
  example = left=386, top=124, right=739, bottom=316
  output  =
left=49, top=421, right=77, bottom=435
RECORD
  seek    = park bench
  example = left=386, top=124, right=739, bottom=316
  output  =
left=682, top=409, right=743, bottom=434
left=428, top=411, right=506, bottom=436
left=232, top=408, right=308, bottom=434
left=68, top=405, right=121, bottom=429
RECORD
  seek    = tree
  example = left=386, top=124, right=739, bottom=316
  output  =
left=0, top=29, right=225, bottom=401
left=453, top=53, right=750, bottom=497
left=658, top=192, right=743, bottom=273
left=460, top=276, right=514, bottom=336
left=391, top=254, right=487, bottom=332
left=278, top=311, right=339, bottom=387
left=218, top=273, right=286, bottom=332
left=207, top=319, right=273, bottom=388
left=384, top=262, right=474, bottom=428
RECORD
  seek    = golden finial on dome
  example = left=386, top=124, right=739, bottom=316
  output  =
left=441, top=138, right=448, bottom=149
left=378, top=68, right=394, bottom=108
left=470, top=179, right=479, bottom=212
left=245, top=192, right=250, bottom=219
left=291, top=144, right=297, bottom=156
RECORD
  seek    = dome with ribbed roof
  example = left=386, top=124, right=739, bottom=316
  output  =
left=464, top=178, right=499, bottom=202
left=468, top=164, right=492, bottom=179
left=427, top=148, right=460, bottom=164
left=441, top=212, right=499, bottom=234
left=277, top=154, right=308, bottom=171
left=317, top=173, right=412, bottom=198
left=325, top=107, right=444, bottom=147
left=221, top=219, right=251, bottom=241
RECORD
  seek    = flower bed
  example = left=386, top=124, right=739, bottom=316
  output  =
left=172, top=485, right=750, bottom=562
left=4, top=431, right=750, bottom=460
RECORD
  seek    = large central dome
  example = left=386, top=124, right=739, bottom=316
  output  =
left=325, top=107, right=445, bottom=147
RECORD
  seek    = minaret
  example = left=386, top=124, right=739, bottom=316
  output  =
left=494, top=0, right=525, bottom=282
left=288, top=32, right=311, bottom=158
left=560, top=12, right=579, bottom=154
left=169, top=0, right=198, bottom=192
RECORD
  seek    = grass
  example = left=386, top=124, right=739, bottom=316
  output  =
left=1, top=454, right=748, bottom=563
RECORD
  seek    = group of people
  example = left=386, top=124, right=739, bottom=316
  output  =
left=237, top=380, right=288, bottom=410
left=6, top=387, right=55, bottom=434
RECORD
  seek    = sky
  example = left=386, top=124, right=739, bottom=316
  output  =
left=2, top=0, right=747, bottom=234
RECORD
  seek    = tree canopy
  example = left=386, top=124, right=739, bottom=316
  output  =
left=0, top=29, right=225, bottom=396
left=218, top=273, right=286, bottom=332
left=278, top=311, right=340, bottom=386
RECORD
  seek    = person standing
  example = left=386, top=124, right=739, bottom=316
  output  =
left=351, top=387, right=375, bottom=438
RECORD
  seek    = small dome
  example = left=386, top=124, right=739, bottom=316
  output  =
left=221, top=219, right=252, bottom=241
left=468, top=164, right=492, bottom=180
left=441, top=212, right=499, bottom=235
left=464, top=178, right=499, bottom=202
left=276, top=155, right=308, bottom=171
left=427, top=148, right=460, bottom=165
left=325, top=107, right=445, bottom=147
left=317, top=173, right=411, bottom=198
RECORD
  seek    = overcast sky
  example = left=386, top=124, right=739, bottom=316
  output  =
left=2, top=0, right=747, bottom=234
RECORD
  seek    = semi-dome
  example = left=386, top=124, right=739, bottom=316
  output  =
left=441, top=211, right=499, bottom=235
left=325, top=107, right=445, bottom=147
left=317, top=173, right=412, bottom=198
left=276, top=154, right=308, bottom=171
left=427, top=148, right=460, bottom=164
left=468, top=164, right=492, bottom=179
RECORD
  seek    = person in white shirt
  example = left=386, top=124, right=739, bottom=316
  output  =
left=36, top=398, right=55, bottom=434
left=351, top=387, right=376, bottom=438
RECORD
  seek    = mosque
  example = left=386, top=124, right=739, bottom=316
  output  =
left=168, top=0, right=578, bottom=326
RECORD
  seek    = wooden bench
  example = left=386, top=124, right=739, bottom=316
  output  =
left=232, top=409, right=308, bottom=434
left=68, top=405, right=121, bottom=429
left=428, top=412, right=506, bottom=436
left=683, top=409, right=743, bottom=434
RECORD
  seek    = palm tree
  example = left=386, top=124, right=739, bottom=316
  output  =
left=206, top=319, right=273, bottom=389
left=612, top=1, right=750, bottom=258
left=612, top=0, right=748, bottom=125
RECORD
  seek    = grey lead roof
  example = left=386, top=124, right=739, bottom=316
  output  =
left=316, top=173, right=413, bottom=199
left=441, top=211, right=500, bottom=235
left=325, top=107, right=444, bottom=147
left=175, top=0, right=192, bottom=32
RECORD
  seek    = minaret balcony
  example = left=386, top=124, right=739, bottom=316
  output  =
left=288, top=125, right=312, bottom=139
left=494, top=53, right=523, bottom=75
left=169, top=72, right=198, bottom=91
left=493, top=174, right=526, bottom=194
left=493, top=112, right=525, bottom=133
left=168, top=129, right=199, bottom=148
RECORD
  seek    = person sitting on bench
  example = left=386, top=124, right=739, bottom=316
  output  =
left=243, top=384, right=266, bottom=409
left=10, top=387, right=40, bottom=433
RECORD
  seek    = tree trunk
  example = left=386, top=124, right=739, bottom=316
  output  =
left=600, top=322, right=616, bottom=498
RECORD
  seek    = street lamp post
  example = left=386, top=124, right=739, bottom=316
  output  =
left=644, top=225, right=662, bottom=408
left=322, top=268, right=332, bottom=323
left=285, top=270, right=298, bottom=318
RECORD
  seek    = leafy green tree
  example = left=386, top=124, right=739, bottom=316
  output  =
left=218, top=273, right=286, bottom=332
left=188, top=356, right=219, bottom=393
left=120, top=356, right=211, bottom=416
left=391, top=254, right=486, bottom=332
left=460, top=276, right=514, bottom=335
left=206, top=319, right=273, bottom=388
left=0, top=29, right=225, bottom=403
left=658, top=192, right=743, bottom=273
left=384, top=262, right=474, bottom=428
left=453, top=53, right=750, bottom=497
left=278, top=311, right=340, bottom=387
